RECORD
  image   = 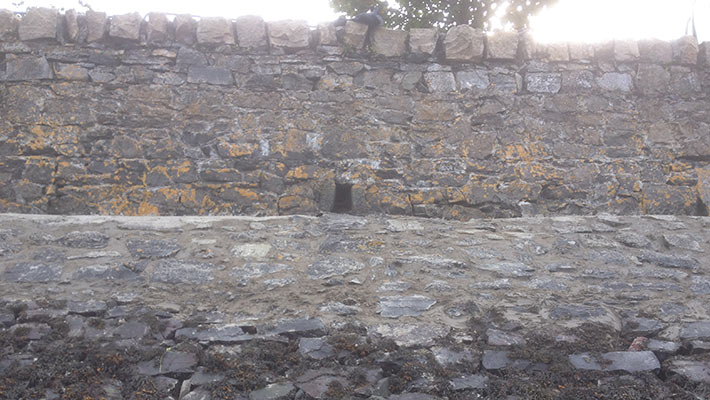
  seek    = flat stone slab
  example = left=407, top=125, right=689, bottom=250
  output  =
left=476, top=262, right=534, bottom=277
left=150, top=259, right=218, bottom=284
left=307, top=257, right=364, bottom=279
left=3, top=262, right=62, bottom=282
left=569, top=351, right=660, bottom=372
left=127, top=238, right=181, bottom=259
left=378, top=295, right=436, bottom=318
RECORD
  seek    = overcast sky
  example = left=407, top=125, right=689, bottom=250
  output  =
left=1, top=0, right=707, bottom=42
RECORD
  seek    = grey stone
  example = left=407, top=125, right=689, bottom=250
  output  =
left=614, top=40, right=640, bottom=61
left=371, top=323, right=450, bottom=347
left=623, top=315, right=662, bottom=335
left=236, top=15, right=267, bottom=48
left=231, top=243, right=272, bottom=259
left=18, top=7, right=57, bottom=41
left=319, top=302, right=360, bottom=316
left=476, top=262, right=533, bottom=277
left=638, top=251, right=699, bottom=270
left=187, top=66, right=234, bottom=85
left=673, top=36, right=698, bottom=65
left=0, top=9, right=18, bottom=41
left=549, top=304, right=605, bottom=320
left=182, top=389, right=212, bottom=400
left=53, top=63, right=89, bottom=81
left=378, top=295, right=436, bottom=318
left=570, top=351, right=660, bottom=372
left=639, top=39, right=673, bottom=63
left=680, top=322, right=710, bottom=339
left=663, top=234, right=703, bottom=252
left=0, top=312, right=15, bottom=328
left=307, top=257, right=364, bottom=279
left=456, top=70, right=489, bottom=90
left=482, top=350, right=530, bottom=370
left=151, top=259, right=218, bottom=284
left=127, top=238, right=181, bottom=259
left=444, top=25, right=485, bottom=62
left=689, top=341, right=710, bottom=354
left=232, top=262, right=292, bottom=279
left=297, top=374, right=348, bottom=399
left=526, top=73, right=561, bottom=93
left=3, top=55, right=53, bottom=80
left=667, top=360, right=710, bottom=383
left=264, top=318, right=327, bottom=338
left=450, top=374, right=488, bottom=390
left=249, top=383, right=294, bottom=400
left=190, top=368, right=225, bottom=386
left=597, top=72, right=633, bottom=91
left=568, top=353, right=601, bottom=370
left=487, top=32, right=518, bottom=60
left=196, top=17, right=234, bottom=44
left=317, top=22, right=338, bottom=46
left=85, top=10, right=106, bottom=42
left=343, top=21, right=368, bottom=49
left=9, top=323, right=51, bottom=340
left=176, top=324, right=252, bottom=342
left=177, top=47, right=208, bottom=66
left=138, top=351, right=197, bottom=375
left=398, top=255, right=466, bottom=269
left=174, top=14, right=196, bottom=44
left=146, top=13, right=169, bottom=43
left=108, top=13, right=141, bottom=41
left=58, top=231, right=109, bottom=249
left=409, top=28, right=438, bottom=55
left=637, top=64, right=671, bottom=95
left=63, top=9, right=78, bottom=42
left=691, top=277, right=710, bottom=294
left=615, top=231, right=650, bottom=248
left=113, top=321, right=150, bottom=339
left=4, top=262, right=62, bottom=282
left=647, top=339, right=681, bottom=354
left=299, top=337, right=334, bottom=359
left=68, top=300, right=107, bottom=316
left=486, top=328, right=526, bottom=346
left=73, top=264, right=141, bottom=280
left=371, top=28, right=407, bottom=57
left=424, top=72, right=456, bottom=92
left=378, top=281, right=412, bottom=292
left=431, top=347, right=475, bottom=366
left=469, top=279, right=512, bottom=290
left=389, top=394, right=440, bottom=400
left=267, top=20, right=310, bottom=49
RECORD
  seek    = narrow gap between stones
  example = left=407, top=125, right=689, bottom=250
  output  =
left=332, top=183, right=353, bottom=213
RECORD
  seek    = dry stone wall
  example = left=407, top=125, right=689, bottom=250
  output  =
left=1, top=8, right=710, bottom=218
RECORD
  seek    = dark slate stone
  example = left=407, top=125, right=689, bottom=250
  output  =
left=262, top=318, right=327, bottom=338
left=113, top=321, right=150, bottom=339
left=647, top=339, right=681, bottom=354
left=31, top=248, right=65, bottom=262
left=176, top=47, right=209, bottom=66
left=3, top=262, right=62, bottom=282
left=667, top=360, right=710, bottom=383
left=680, top=322, right=710, bottom=339
left=67, top=300, right=107, bottom=316
left=299, top=337, right=335, bottom=360
left=691, top=277, right=710, bottom=294
left=389, top=394, right=441, bottom=400
left=138, top=351, right=197, bottom=375
left=3, top=55, right=53, bottom=81
left=378, top=295, right=436, bottom=318
left=431, top=347, right=476, bottom=366
left=187, top=66, right=234, bottom=85
left=476, top=262, right=534, bottom=277
left=615, top=231, right=650, bottom=248
left=450, top=374, right=488, bottom=390
left=307, top=257, right=364, bottom=279
left=482, top=350, right=530, bottom=370
left=126, top=238, right=182, bottom=259
left=175, top=325, right=253, bottom=343
left=190, top=367, right=226, bottom=385
left=486, top=328, right=525, bottom=346
left=9, top=323, right=51, bottom=340
left=0, top=312, right=16, bottom=328
left=57, top=231, right=110, bottom=249
left=249, top=383, right=294, bottom=400
left=73, top=264, right=142, bottom=280
left=638, top=250, right=699, bottom=270
left=151, top=259, right=218, bottom=284
left=549, top=304, right=605, bottom=320
left=570, top=351, right=660, bottom=372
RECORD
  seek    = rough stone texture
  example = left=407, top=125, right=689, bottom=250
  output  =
left=525, top=73, right=561, bottom=93
left=196, top=17, right=234, bottom=45
left=343, top=21, right=368, bottom=49
left=487, top=32, right=518, bottom=60
left=409, top=28, right=438, bottom=55
left=673, top=36, right=698, bottom=65
left=444, top=25, right=485, bottom=62
left=267, top=20, right=309, bottom=49
left=85, top=10, right=107, bottom=42
left=108, top=13, right=141, bottom=41
left=18, top=7, right=57, bottom=41
left=570, top=351, right=660, bottom=372
left=639, top=39, right=673, bottom=63
left=174, top=14, right=196, bottom=45
left=614, top=40, right=640, bottom=61
left=3, top=55, right=53, bottom=80
left=0, top=9, right=18, bottom=41
left=146, top=13, right=169, bottom=43
left=235, top=15, right=267, bottom=48
left=371, top=28, right=407, bottom=57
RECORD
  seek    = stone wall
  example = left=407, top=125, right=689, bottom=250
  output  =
left=1, top=8, right=709, bottom=218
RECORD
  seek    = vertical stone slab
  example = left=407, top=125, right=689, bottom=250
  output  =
left=267, top=20, right=310, bottom=49
left=444, top=25, right=485, bottom=62
left=699, top=42, right=709, bottom=66
left=18, top=7, right=58, bottom=41
left=673, top=36, right=698, bottom=65
left=344, top=21, right=368, bottom=49
left=0, top=9, right=18, bottom=41
left=146, top=12, right=169, bottom=43
left=108, top=12, right=142, bottom=41
left=63, top=9, right=79, bottom=42
left=85, top=10, right=106, bottom=42
left=371, top=28, right=407, bottom=57
left=196, top=17, right=234, bottom=45
left=174, top=14, right=196, bottom=45
left=235, top=15, right=267, bottom=48
left=487, top=32, right=518, bottom=60
left=318, top=22, right=338, bottom=46
left=697, top=168, right=710, bottom=215
left=409, top=28, right=438, bottom=56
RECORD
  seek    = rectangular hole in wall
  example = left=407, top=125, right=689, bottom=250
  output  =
left=332, top=183, right=353, bottom=213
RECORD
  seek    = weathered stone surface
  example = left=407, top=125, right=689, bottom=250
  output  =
left=482, top=350, right=529, bottom=370
left=267, top=20, right=310, bottom=49
left=343, top=21, right=368, bottom=49
left=476, top=262, right=534, bottom=277
left=424, top=72, right=456, bottom=92
left=235, top=15, right=267, bottom=48
left=3, top=262, right=62, bottom=282
left=638, top=251, right=699, bottom=270
left=456, top=70, right=489, bottom=90
left=58, top=231, right=109, bottom=249
left=85, top=10, right=106, bottom=42
left=444, top=25, right=484, bottom=62
left=249, top=383, right=294, bottom=400
left=54, top=63, right=89, bottom=81
left=663, top=234, right=703, bottom=252
left=187, top=66, right=234, bottom=85
left=18, top=7, right=57, bottom=41
left=431, top=347, right=476, bottom=367
left=569, top=351, right=660, bottom=372
left=3, top=55, right=53, bottom=80
left=450, top=374, right=488, bottom=390
left=371, top=323, right=450, bottom=347
left=174, top=14, right=196, bottom=44
left=668, top=360, right=710, bottom=383
left=151, top=260, right=218, bottom=284
left=614, top=40, right=639, bottom=61
left=176, top=325, right=252, bottom=342
left=409, top=28, right=438, bottom=55
left=487, top=32, right=518, bottom=60
left=73, top=264, right=141, bottom=280
left=232, top=262, right=292, bottom=279
left=377, top=295, right=436, bottom=318
left=108, top=13, right=141, bottom=41
left=307, top=257, right=364, bottom=279
left=639, top=39, right=673, bottom=63
left=371, top=28, right=407, bottom=57
left=680, top=322, right=710, bottom=339
left=146, top=13, right=169, bottom=43
left=486, top=328, right=525, bottom=346
left=673, top=36, right=698, bottom=64
left=264, top=318, right=327, bottom=338
left=525, top=73, right=561, bottom=93
left=0, top=9, right=18, bottom=41
left=196, top=17, right=234, bottom=44
left=231, top=243, right=271, bottom=259
left=597, top=72, right=633, bottom=91
left=299, top=337, right=334, bottom=359
left=127, top=238, right=181, bottom=259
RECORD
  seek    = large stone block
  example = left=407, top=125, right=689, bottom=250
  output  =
left=597, top=72, right=633, bottom=92
left=569, top=42, right=595, bottom=60
left=146, top=13, right=169, bottom=43
left=371, top=28, right=407, bottom=57
left=63, top=9, right=78, bottom=42
left=409, top=28, right=437, bottom=55
left=85, top=10, right=106, bottom=42
left=638, top=39, right=672, bottom=63
left=317, top=22, right=338, bottom=46
left=267, top=20, right=310, bottom=49
left=344, top=21, right=368, bottom=49
left=525, top=73, right=561, bottom=93
left=614, top=40, right=639, bottom=62
left=174, top=14, right=196, bottom=44
left=0, top=9, right=18, bottom=41
left=108, top=12, right=142, bottom=41
left=635, top=64, right=670, bottom=95
left=444, top=25, right=485, bottom=62
left=18, top=7, right=57, bottom=41
left=424, top=72, right=456, bottom=92
left=673, top=36, right=698, bottom=65
left=235, top=15, right=267, bottom=48
left=3, top=54, right=53, bottom=80
left=487, top=31, right=518, bottom=60
left=196, top=17, right=234, bottom=44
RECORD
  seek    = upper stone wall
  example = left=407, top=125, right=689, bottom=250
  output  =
left=1, top=8, right=710, bottom=218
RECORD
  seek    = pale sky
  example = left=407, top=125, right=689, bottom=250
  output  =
left=1, top=0, right=708, bottom=42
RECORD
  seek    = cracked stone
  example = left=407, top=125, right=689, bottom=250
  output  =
left=299, top=337, right=334, bottom=360
left=377, top=295, right=436, bottom=318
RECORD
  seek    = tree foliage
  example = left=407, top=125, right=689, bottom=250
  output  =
left=330, top=0, right=557, bottom=31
